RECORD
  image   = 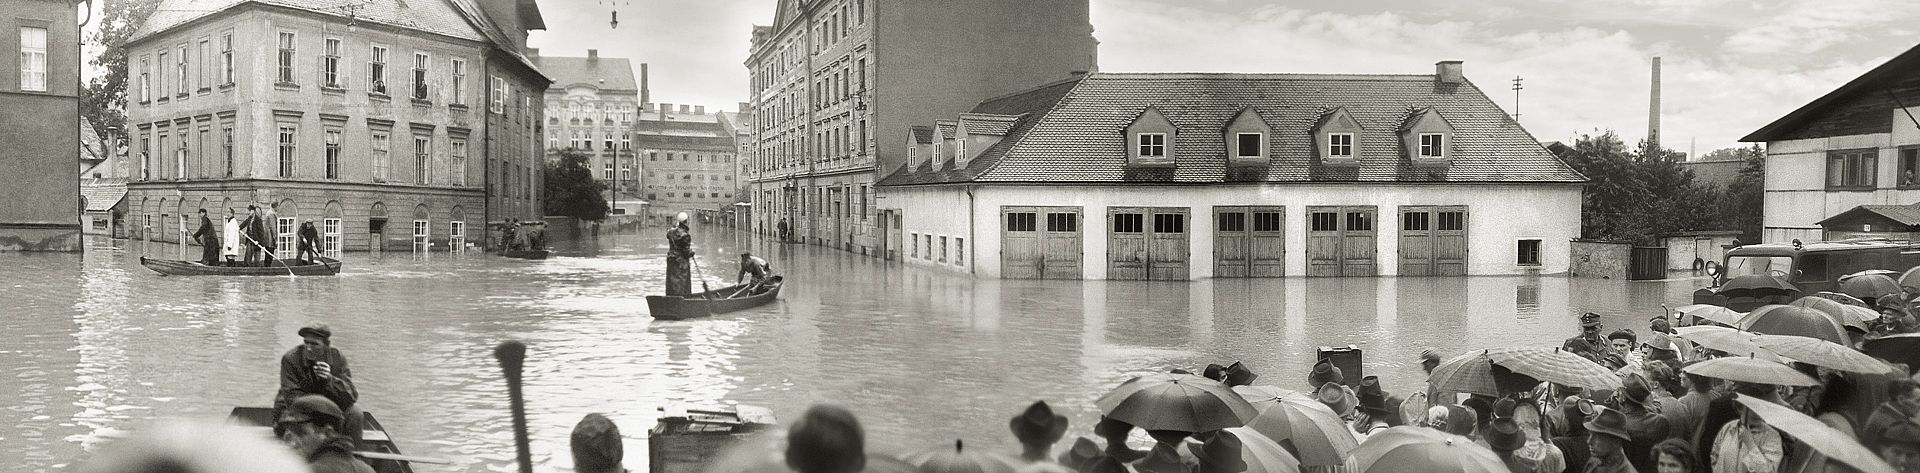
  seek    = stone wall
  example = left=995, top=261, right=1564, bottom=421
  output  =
left=1569, top=239, right=1631, bottom=279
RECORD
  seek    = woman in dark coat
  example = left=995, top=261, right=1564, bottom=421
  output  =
left=665, top=213, right=694, bottom=296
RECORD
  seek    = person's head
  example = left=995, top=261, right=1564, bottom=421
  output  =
left=277, top=394, right=345, bottom=454
left=785, top=404, right=865, bottom=473
left=226, top=208, right=235, bottom=218
left=1882, top=423, right=1920, bottom=472
left=1617, top=384, right=1653, bottom=411
left=1420, top=349, right=1442, bottom=375
left=1093, top=415, right=1133, bottom=441
left=1308, top=359, right=1343, bottom=390
left=740, top=252, right=753, bottom=262
left=1511, top=401, right=1544, bottom=440
left=1583, top=406, right=1631, bottom=457
left=1194, top=430, right=1248, bottom=473
left=1652, top=438, right=1696, bottom=473
left=1222, top=361, right=1258, bottom=387
left=1462, top=396, right=1493, bottom=433
left=197, top=208, right=206, bottom=216
left=1684, top=361, right=1716, bottom=394
left=1581, top=312, right=1604, bottom=339
left=1607, top=329, right=1637, bottom=353
left=675, top=212, right=690, bottom=227
left=570, top=413, right=623, bottom=473
left=1890, top=379, right=1920, bottom=414
left=296, top=323, right=332, bottom=354
left=1009, top=400, right=1069, bottom=449
left=1650, top=316, right=1673, bottom=334
left=247, top=204, right=258, bottom=215
left=1737, top=405, right=1772, bottom=439
left=1815, top=375, right=1855, bottom=416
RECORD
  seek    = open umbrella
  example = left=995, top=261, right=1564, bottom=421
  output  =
left=1749, top=334, right=1895, bottom=374
left=1734, top=395, right=1898, bottom=473
left=1863, top=333, right=1920, bottom=375
left=1789, top=296, right=1853, bottom=320
left=1740, top=305, right=1849, bottom=344
left=1343, top=426, right=1506, bottom=473
left=1179, top=428, right=1301, bottom=473
left=1840, top=275, right=1902, bottom=301
left=1484, top=346, right=1622, bottom=392
left=1841, top=269, right=1899, bottom=281
left=1812, top=291, right=1871, bottom=307
left=1097, top=373, right=1257, bottom=433
left=1675, top=304, right=1745, bottom=326
left=1424, top=350, right=1540, bottom=397
left=1718, top=275, right=1800, bottom=299
left=1231, top=385, right=1356, bottom=467
left=1900, top=266, right=1920, bottom=294
left=1681, top=356, right=1820, bottom=386
left=902, top=440, right=1017, bottom=473
left=1672, top=325, right=1781, bottom=361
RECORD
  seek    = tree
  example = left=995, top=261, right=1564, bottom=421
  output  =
left=82, top=0, right=162, bottom=151
left=1558, top=130, right=1725, bottom=244
left=543, top=150, right=609, bottom=221
left=1717, top=144, right=1767, bottom=241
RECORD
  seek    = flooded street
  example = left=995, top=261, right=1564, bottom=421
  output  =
left=2, top=227, right=1710, bottom=472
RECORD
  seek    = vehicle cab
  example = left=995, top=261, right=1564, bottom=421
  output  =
left=1695, top=238, right=1920, bottom=310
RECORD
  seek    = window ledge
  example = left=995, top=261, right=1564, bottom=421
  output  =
left=138, top=99, right=151, bottom=106
left=219, top=82, right=235, bottom=91
left=1412, top=156, right=1450, bottom=167
left=274, top=82, right=300, bottom=91
left=1826, top=186, right=1878, bottom=192
left=1228, top=156, right=1267, bottom=167
left=175, top=92, right=189, bottom=99
left=368, top=92, right=391, bottom=102
left=155, top=96, right=169, bottom=104
left=449, top=103, right=469, bottom=113
left=197, top=87, right=212, bottom=94
left=320, top=86, right=346, bottom=95
left=1130, top=157, right=1175, bottom=167
left=1517, top=263, right=1543, bottom=267
left=410, top=98, right=433, bottom=107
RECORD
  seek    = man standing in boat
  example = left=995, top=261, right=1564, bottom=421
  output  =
left=276, top=323, right=363, bottom=444
left=666, top=212, right=695, bottom=296
left=191, top=208, right=218, bottom=266
left=738, top=252, right=773, bottom=289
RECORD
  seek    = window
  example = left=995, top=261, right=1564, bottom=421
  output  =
left=924, top=235, right=933, bottom=259
left=277, top=217, right=295, bottom=259
left=449, top=221, right=466, bottom=253
left=371, top=131, right=389, bottom=182
left=450, top=59, right=466, bottom=104
left=938, top=236, right=947, bottom=262
left=276, top=32, right=295, bottom=83
left=322, top=218, right=342, bottom=258
left=20, top=27, right=47, bottom=91
left=1419, top=133, right=1445, bottom=158
left=411, top=52, right=429, bottom=100
left=1006, top=212, right=1036, bottom=232
left=414, top=136, right=431, bottom=184
left=1152, top=213, right=1185, bottom=233
left=276, top=125, right=296, bottom=177
left=221, top=126, right=233, bottom=176
left=1218, top=212, right=1245, bottom=232
left=412, top=220, right=430, bottom=254
left=1047, top=213, right=1077, bottom=232
left=157, top=51, right=167, bottom=97
left=1328, top=133, right=1354, bottom=158
left=322, top=38, right=341, bottom=88
left=1137, top=133, right=1166, bottom=158
left=603, top=134, right=612, bottom=150
left=491, top=76, right=505, bottom=113
left=449, top=139, right=467, bottom=186
left=176, top=45, right=187, bottom=95
left=955, top=238, right=965, bottom=265
left=603, top=163, right=613, bottom=180
left=140, top=56, right=151, bottom=101
left=1517, top=239, right=1542, bottom=266
left=1900, top=147, right=1920, bottom=188
left=175, top=134, right=187, bottom=177
left=196, top=39, right=208, bottom=90
left=910, top=233, right=919, bottom=258
left=1345, top=212, right=1372, bottom=231
left=1438, top=211, right=1465, bottom=231
left=1113, top=213, right=1144, bottom=233
left=324, top=129, right=341, bottom=179
left=1311, top=212, right=1338, bottom=231
left=621, top=133, right=630, bottom=150
left=1253, top=212, right=1282, bottom=232
left=219, top=33, right=232, bottom=84
left=369, top=46, right=388, bottom=93
left=1828, top=149, right=1877, bottom=189
left=1402, top=211, right=1429, bottom=231
left=620, top=163, right=630, bottom=181
left=1236, top=133, right=1261, bottom=157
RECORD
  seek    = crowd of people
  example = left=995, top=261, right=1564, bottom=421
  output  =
left=186, top=204, right=325, bottom=267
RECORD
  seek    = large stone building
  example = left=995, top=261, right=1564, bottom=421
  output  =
left=124, top=0, right=551, bottom=256
left=1743, top=43, right=1920, bottom=243
left=1, top=0, right=82, bottom=251
left=536, top=49, right=647, bottom=213
left=877, top=65, right=1587, bottom=280
left=636, top=105, right=739, bottom=220
left=742, top=0, right=1098, bottom=256
left=717, top=102, right=755, bottom=226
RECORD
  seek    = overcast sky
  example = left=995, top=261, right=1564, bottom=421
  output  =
left=522, top=0, right=1916, bottom=156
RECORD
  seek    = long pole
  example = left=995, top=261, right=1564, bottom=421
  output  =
left=494, top=341, right=533, bottom=473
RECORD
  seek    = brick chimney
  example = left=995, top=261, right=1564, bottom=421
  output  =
left=526, top=47, right=540, bottom=59
left=738, top=101, right=750, bottom=113
left=694, top=105, right=705, bottom=115
left=679, top=104, right=690, bottom=114
left=587, top=49, right=599, bottom=61
left=1435, top=60, right=1464, bottom=85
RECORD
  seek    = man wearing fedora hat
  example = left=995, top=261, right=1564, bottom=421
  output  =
left=1488, top=418, right=1536, bottom=473
left=1193, top=430, right=1248, bottom=473
left=1316, top=382, right=1358, bottom=421
left=1093, top=416, right=1148, bottom=463
left=275, top=323, right=362, bottom=444
left=1056, top=437, right=1102, bottom=471
left=1615, top=384, right=1672, bottom=472
left=1307, top=359, right=1343, bottom=391
left=1565, top=312, right=1620, bottom=366
left=1010, top=401, right=1070, bottom=463
left=1584, top=405, right=1638, bottom=473
left=1221, top=362, right=1258, bottom=387
left=1352, top=377, right=1394, bottom=441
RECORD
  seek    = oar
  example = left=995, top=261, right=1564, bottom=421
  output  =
left=354, top=451, right=457, bottom=465
left=494, top=341, right=533, bottom=473
left=240, top=230, right=296, bottom=277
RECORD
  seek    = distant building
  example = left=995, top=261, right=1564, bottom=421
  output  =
left=743, top=0, right=1099, bottom=256
left=636, top=105, right=737, bottom=220
left=535, top=49, right=646, bottom=213
left=1, top=0, right=82, bottom=251
left=122, top=0, right=552, bottom=256
left=717, top=103, right=756, bottom=226
left=81, top=177, right=129, bottom=237
left=1742, top=43, right=1920, bottom=243
left=877, top=64, right=1587, bottom=280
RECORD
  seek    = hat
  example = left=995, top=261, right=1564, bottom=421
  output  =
left=571, top=413, right=624, bottom=473
left=1492, top=397, right=1518, bottom=420
left=1223, top=362, right=1258, bottom=386
left=279, top=394, right=345, bottom=431
left=785, top=405, right=866, bottom=473
left=1316, top=383, right=1356, bottom=416
left=1135, top=443, right=1185, bottom=473
left=1356, top=377, right=1393, bottom=416
left=1583, top=405, right=1632, bottom=442
left=1420, top=349, right=1442, bottom=363
left=1607, top=329, right=1637, bottom=343
left=1058, top=436, right=1102, bottom=470
left=675, top=212, right=689, bottom=224
left=1193, top=430, right=1248, bottom=473
left=296, top=323, right=332, bottom=340
left=1643, top=333, right=1678, bottom=352
left=1010, top=401, right=1070, bottom=447
left=1201, top=364, right=1228, bottom=381
left=1081, top=456, right=1134, bottom=473
left=1619, top=384, right=1652, bottom=408
left=1649, top=317, right=1674, bottom=333
left=1442, top=405, right=1477, bottom=436
left=1486, top=418, right=1526, bottom=452
left=1581, top=312, right=1603, bottom=328
left=1308, top=359, right=1344, bottom=389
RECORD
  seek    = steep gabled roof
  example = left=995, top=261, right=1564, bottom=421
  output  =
left=535, top=56, right=639, bottom=91
left=1817, top=204, right=1920, bottom=227
left=1744, top=43, right=1920, bottom=142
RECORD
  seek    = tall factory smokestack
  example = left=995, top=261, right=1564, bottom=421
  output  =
left=1649, top=56, right=1662, bottom=154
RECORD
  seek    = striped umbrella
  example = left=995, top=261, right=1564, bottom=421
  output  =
left=1484, top=346, right=1622, bottom=392
left=1344, top=426, right=1507, bottom=473
left=1681, top=355, right=1820, bottom=386
left=1750, top=334, right=1895, bottom=374
left=1424, top=350, right=1541, bottom=397
left=1674, top=303, right=1745, bottom=326
left=1231, top=385, right=1356, bottom=467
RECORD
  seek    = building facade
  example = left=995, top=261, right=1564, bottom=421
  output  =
left=122, top=0, right=550, bottom=256
left=876, top=66, right=1587, bottom=280
left=536, top=49, right=647, bottom=213
left=1, top=0, right=82, bottom=251
left=636, top=105, right=739, bottom=220
left=1743, top=43, right=1920, bottom=243
left=717, top=104, right=756, bottom=227
left=742, top=0, right=1098, bottom=257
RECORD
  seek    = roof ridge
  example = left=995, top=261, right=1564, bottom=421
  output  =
left=976, top=76, right=1092, bottom=181
left=1090, top=72, right=1438, bottom=81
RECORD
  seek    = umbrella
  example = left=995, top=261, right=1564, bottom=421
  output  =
left=1864, top=333, right=1920, bottom=375
left=1681, top=356, right=1820, bottom=386
left=1343, top=426, right=1507, bottom=473
left=1231, top=385, right=1357, bottom=467
left=1424, top=350, right=1540, bottom=397
left=703, top=431, right=917, bottom=473
left=1840, top=275, right=1902, bottom=300
left=902, top=440, right=1017, bottom=473
left=1749, top=334, right=1894, bottom=374
left=1901, top=266, right=1920, bottom=294
left=1834, top=305, right=1880, bottom=330
left=1484, top=346, right=1622, bottom=392
left=1789, top=296, right=1853, bottom=320
left=1179, top=428, right=1301, bottom=473
left=1718, top=275, right=1799, bottom=299
left=1674, top=303, right=1745, bottom=326
left=1812, top=291, right=1870, bottom=307
left=1734, top=395, right=1898, bottom=473
left=1740, top=305, right=1849, bottom=344
left=1097, top=373, right=1257, bottom=433
left=1672, top=325, right=1778, bottom=360
left=1842, top=269, right=1899, bottom=281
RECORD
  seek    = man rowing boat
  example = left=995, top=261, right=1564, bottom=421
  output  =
left=738, top=252, right=773, bottom=291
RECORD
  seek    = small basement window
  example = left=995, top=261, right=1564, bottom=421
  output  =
left=1517, top=239, right=1541, bottom=266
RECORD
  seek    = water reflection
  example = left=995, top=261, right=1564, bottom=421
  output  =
left=1, top=231, right=1708, bottom=472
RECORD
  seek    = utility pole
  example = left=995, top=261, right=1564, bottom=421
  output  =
left=1511, top=76, right=1524, bottom=122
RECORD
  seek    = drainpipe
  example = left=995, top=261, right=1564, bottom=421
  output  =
left=966, top=185, right=976, bottom=275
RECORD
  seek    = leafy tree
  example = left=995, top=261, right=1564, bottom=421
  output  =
left=81, top=0, right=162, bottom=150
left=1717, top=144, right=1767, bottom=241
left=1558, top=131, right=1728, bottom=244
left=543, top=149, right=609, bottom=221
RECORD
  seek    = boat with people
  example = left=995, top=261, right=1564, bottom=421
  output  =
left=1693, top=238, right=1920, bottom=310
left=646, top=276, right=784, bottom=320
left=139, top=256, right=342, bottom=276
left=500, top=249, right=551, bottom=260
left=224, top=406, right=418, bottom=473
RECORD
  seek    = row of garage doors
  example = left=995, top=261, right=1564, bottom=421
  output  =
left=1001, top=205, right=1467, bottom=280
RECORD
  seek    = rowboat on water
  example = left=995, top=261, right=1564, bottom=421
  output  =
left=646, top=276, right=784, bottom=320
left=140, top=256, right=341, bottom=276
left=500, top=249, right=551, bottom=260
left=225, top=406, right=420, bottom=473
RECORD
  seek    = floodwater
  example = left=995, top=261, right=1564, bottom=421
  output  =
left=1, top=227, right=1709, bottom=472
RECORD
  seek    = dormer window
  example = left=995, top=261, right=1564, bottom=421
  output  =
left=1236, top=133, right=1262, bottom=157
left=1328, top=133, right=1354, bottom=158
left=1419, top=133, right=1444, bottom=158
left=1311, top=107, right=1363, bottom=167
left=1138, top=133, right=1166, bottom=158
left=1401, top=107, right=1455, bottom=168
left=1225, top=107, right=1270, bottom=167
left=1126, top=107, right=1176, bottom=167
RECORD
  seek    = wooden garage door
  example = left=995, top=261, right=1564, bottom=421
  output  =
left=1215, top=206, right=1285, bottom=278
left=1149, top=209, right=1190, bottom=280
left=1002, top=206, right=1083, bottom=279
left=1400, top=206, right=1467, bottom=276
left=1109, top=208, right=1148, bottom=280
left=1109, top=207, right=1190, bottom=280
left=1003, top=208, right=1041, bottom=279
left=1307, top=206, right=1377, bottom=277
left=1042, top=210, right=1083, bottom=279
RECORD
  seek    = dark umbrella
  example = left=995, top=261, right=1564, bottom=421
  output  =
left=902, top=440, right=1018, bottom=473
left=1096, top=373, right=1258, bottom=433
left=1840, top=274, right=1902, bottom=301
left=1739, top=305, right=1848, bottom=344
left=1864, top=333, right=1920, bottom=375
left=1718, top=275, right=1800, bottom=299
left=1424, top=350, right=1540, bottom=397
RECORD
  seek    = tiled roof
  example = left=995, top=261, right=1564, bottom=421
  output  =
left=136, top=0, right=487, bottom=43
left=81, top=180, right=128, bottom=213
left=535, top=56, right=639, bottom=91
left=909, top=126, right=934, bottom=145
left=935, top=121, right=958, bottom=141
left=882, top=72, right=1585, bottom=186
left=959, top=113, right=1021, bottom=136
left=1818, top=204, right=1920, bottom=227
left=880, top=77, right=1081, bottom=186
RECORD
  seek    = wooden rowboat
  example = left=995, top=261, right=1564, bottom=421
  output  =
left=225, top=406, right=417, bottom=473
left=646, top=276, right=784, bottom=320
left=500, top=249, right=551, bottom=260
left=140, top=256, right=341, bottom=276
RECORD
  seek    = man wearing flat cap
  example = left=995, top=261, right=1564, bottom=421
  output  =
left=276, top=322, right=362, bottom=443
left=1563, top=312, right=1618, bottom=366
left=278, top=394, right=375, bottom=473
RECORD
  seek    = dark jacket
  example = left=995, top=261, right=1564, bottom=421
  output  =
left=299, top=224, right=320, bottom=249
left=243, top=215, right=267, bottom=248
left=192, top=216, right=215, bottom=244
left=309, top=436, right=376, bottom=473
left=1863, top=402, right=1918, bottom=451
left=667, top=226, right=694, bottom=259
left=277, top=345, right=357, bottom=414
left=1620, top=405, right=1671, bottom=473
left=1562, top=335, right=1616, bottom=365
